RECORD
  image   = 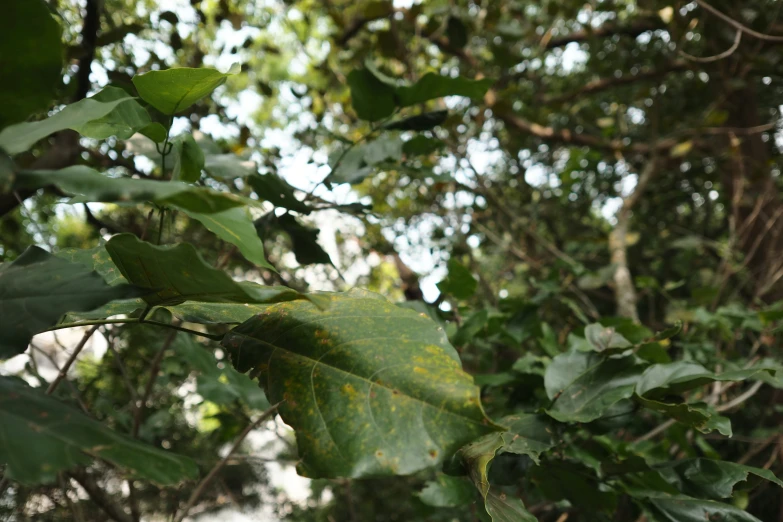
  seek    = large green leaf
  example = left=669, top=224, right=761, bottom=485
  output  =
left=185, top=206, right=274, bottom=270
left=222, top=290, right=501, bottom=478
left=0, top=376, right=198, bottom=485
left=72, top=86, right=152, bottom=140
left=171, top=133, right=205, bottom=182
left=0, top=247, right=142, bottom=359
left=397, top=73, right=493, bottom=107
left=132, top=67, right=236, bottom=115
left=328, top=136, right=404, bottom=185
left=635, top=361, right=776, bottom=399
left=0, top=96, right=134, bottom=155
left=0, top=0, right=62, bottom=129
left=655, top=459, right=783, bottom=500
left=15, top=166, right=248, bottom=213
left=105, top=234, right=300, bottom=306
left=544, top=350, right=646, bottom=423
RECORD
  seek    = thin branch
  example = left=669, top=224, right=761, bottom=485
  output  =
left=544, top=18, right=665, bottom=49
left=680, top=29, right=742, bottom=63
left=44, top=318, right=224, bottom=342
left=132, top=330, right=177, bottom=438
left=695, top=0, right=783, bottom=43
left=173, top=402, right=282, bottom=522
left=70, top=469, right=133, bottom=522
left=716, top=380, right=764, bottom=412
left=46, top=326, right=100, bottom=395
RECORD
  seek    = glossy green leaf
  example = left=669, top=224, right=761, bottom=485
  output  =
left=173, top=336, right=270, bottom=410
left=72, top=86, right=152, bottom=140
left=0, top=96, right=133, bottom=155
left=0, top=0, right=62, bottom=129
left=0, top=247, right=142, bottom=358
left=347, top=68, right=396, bottom=121
left=545, top=350, right=646, bottom=423
left=171, top=133, right=205, bottom=182
left=437, top=259, right=477, bottom=300
left=656, top=458, right=783, bottom=500
left=247, top=173, right=312, bottom=214
left=132, top=67, right=236, bottom=115
left=397, top=73, right=493, bottom=107
left=105, top=234, right=301, bottom=306
left=417, top=475, right=475, bottom=508
left=636, top=361, right=776, bottom=399
left=185, top=206, right=274, bottom=270
left=384, top=110, right=448, bottom=131
left=223, top=290, right=501, bottom=478
left=15, top=166, right=248, bottom=213
left=0, top=377, right=197, bottom=485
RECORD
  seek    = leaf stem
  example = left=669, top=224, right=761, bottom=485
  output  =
left=44, top=318, right=224, bottom=342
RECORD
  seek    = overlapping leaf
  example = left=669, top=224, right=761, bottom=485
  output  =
left=0, top=247, right=143, bottom=358
left=132, top=66, right=236, bottom=115
left=635, top=361, right=776, bottom=398
left=222, top=290, right=501, bottom=478
left=0, top=376, right=198, bottom=485
left=72, top=86, right=152, bottom=140
left=105, top=234, right=300, bottom=306
left=0, top=96, right=134, bottom=154
left=185, top=206, right=273, bottom=270
left=15, top=166, right=248, bottom=213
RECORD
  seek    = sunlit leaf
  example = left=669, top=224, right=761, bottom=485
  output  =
left=132, top=66, right=237, bottom=115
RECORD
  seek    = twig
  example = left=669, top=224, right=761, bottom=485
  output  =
left=46, top=326, right=100, bottom=395
left=695, top=0, right=783, bottom=43
left=680, top=30, right=742, bottom=63
left=132, top=330, right=178, bottom=438
left=44, top=318, right=224, bottom=342
left=70, top=468, right=134, bottom=522
left=716, top=380, right=764, bottom=412
left=172, top=402, right=282, bottom=522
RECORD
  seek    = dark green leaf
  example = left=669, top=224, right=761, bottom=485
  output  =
left=223, top=290, right=502, bottom=478
left=584, top=323, right=632, bottom=354
left=347, top=68, right=396, bottom=121
left=105, top=234, right=300, bottom=306
left=173, top=336, right=270, bottom=410
left=635, top=361, right=776, bottom=399
left=384, top=110, right=448, bottom=131
left=530, top=461, right=618, bottom=511
left=437, top=259, right=478, bottom=300
left=402, top=135, right=445, bottom=156
left=0, top=247, right=142, bottom=358
left=16, top=166, right=248, bottom=213
left=0, top=376, right=198, bottom=485
left=257, top=213, right=331, bottom=265
left=634, top=396, right=732, bottom=436
left=446, top=16, right=469, bottom=48
left=656, top=458, right=783, bottom=500
left=545, top=350, right=646, bottom=423
left=73, top=86, right=152, bottom=140
left=644, top=497, right=762, bottom=522
left=132, top=66, right=236, bottom=115
left=0, top=96, right=134, bottom=155
left=185, top=206, right=273, bottom=270
left=247, top=173, right=312, bottom=214
left=0, top=0, right=62, bottom=129
left=417, top=474, right=475, bottom=508
left=171, top=133, right=205, bottom=182
left=397, top=73, right=493, bottom=107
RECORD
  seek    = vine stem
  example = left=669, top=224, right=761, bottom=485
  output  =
left=172, top=402, right=282, bottom=522
left=44, top=318, right=224, bottom=342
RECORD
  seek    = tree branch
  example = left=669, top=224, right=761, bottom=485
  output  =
left=544, top=18, right=665, bottom=49
left=46, top=326, right=100, bottom=395
left=69, top=469, right=134, bottom=522
left=694, top=0, right=783, bottom=43
left=173, top=402, right=282, bottom=522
